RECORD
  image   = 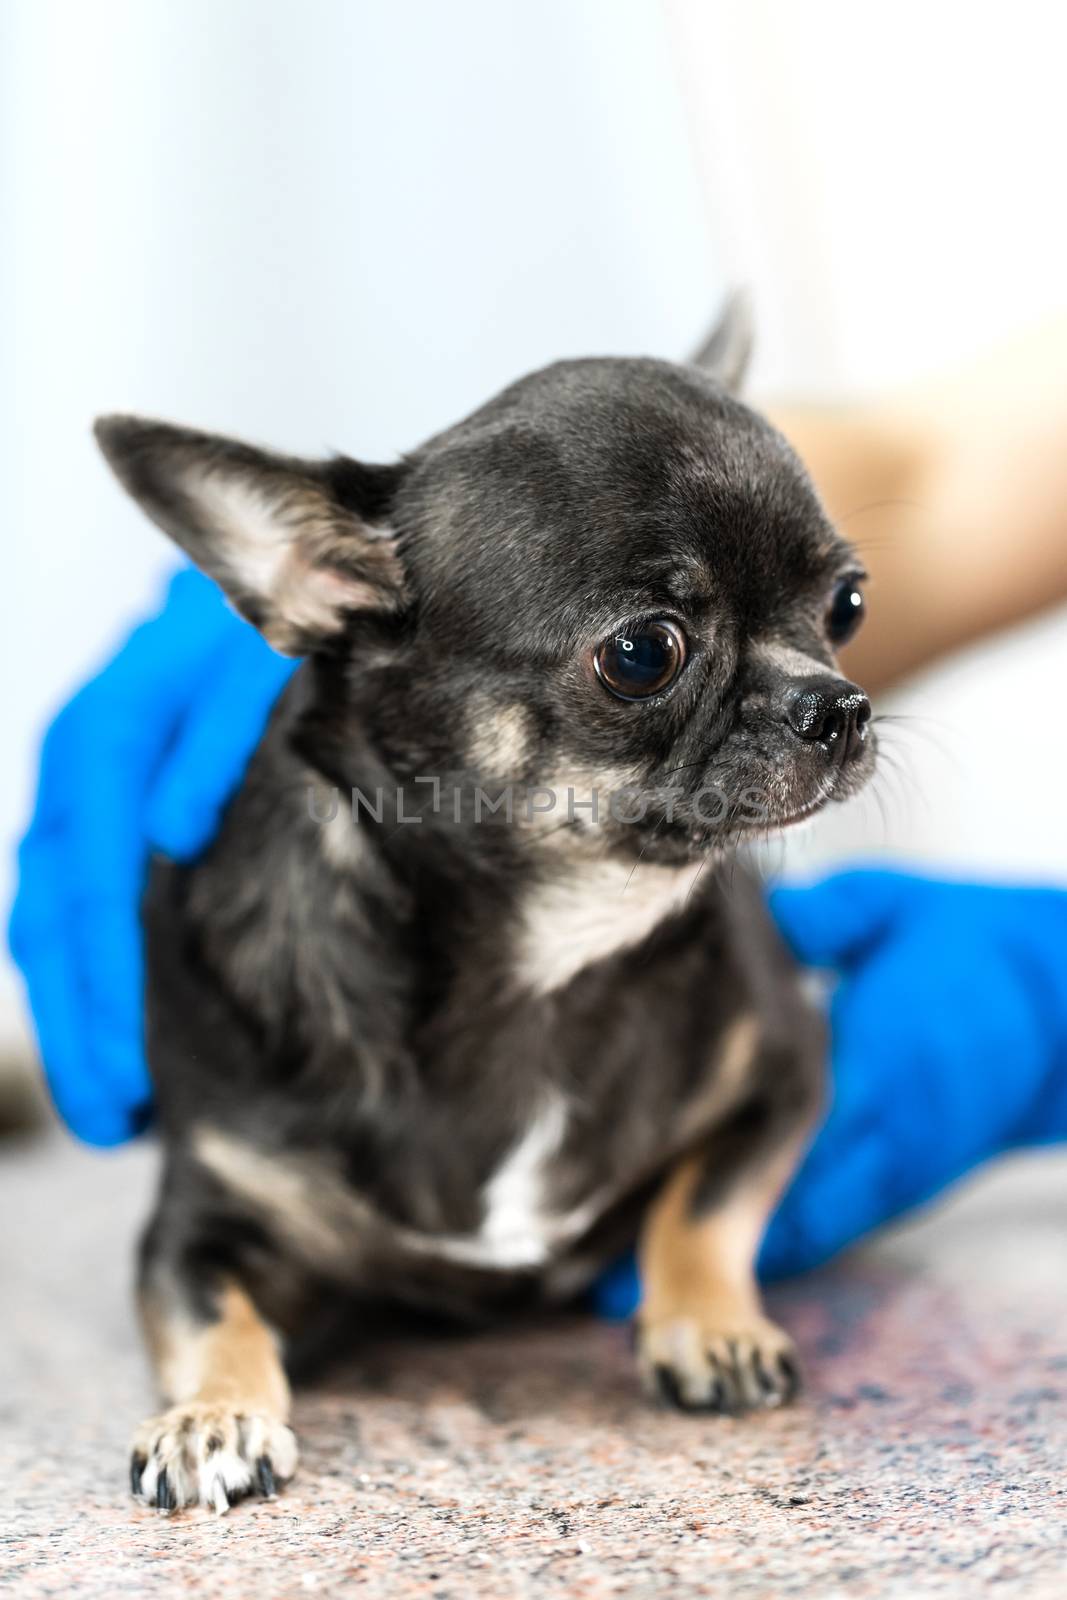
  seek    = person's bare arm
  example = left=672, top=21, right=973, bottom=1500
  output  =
left=768, top=318, right=1067, bottom=694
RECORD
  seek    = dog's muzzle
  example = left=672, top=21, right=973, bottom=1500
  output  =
left=784, top=675, right=871, bottom=766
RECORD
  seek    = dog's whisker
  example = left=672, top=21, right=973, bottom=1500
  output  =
left=837, top=496, right=931, bottom=526
left=620, top=815, right=668, bottom=896
left=514, top=814, right=581, bottom=848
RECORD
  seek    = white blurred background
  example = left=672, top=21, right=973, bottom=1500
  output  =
left=3, top=0, right=1067, bottom=1057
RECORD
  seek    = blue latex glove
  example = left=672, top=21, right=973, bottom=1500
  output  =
left=595, top=869, right=1067, bottom=1317
left=8, top=568, right=297, bottom=1146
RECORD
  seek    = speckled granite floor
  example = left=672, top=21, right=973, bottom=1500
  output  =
left=2, top=1131, right=1066, bottom=1599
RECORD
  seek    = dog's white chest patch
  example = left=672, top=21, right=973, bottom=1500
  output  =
left=515, top=858, right=701, bottom=996
left=425, top=1093, right=602, bottom=1271
left=477, top=1094, right=569, bottom=1267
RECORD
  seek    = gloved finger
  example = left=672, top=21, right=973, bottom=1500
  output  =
left=146, top=623, right=298, bottom=861
left=68, top=894, right=153, bottom=1115
left=10, top=831, right=143, bottom=1145
left=765, top=916, right=1053, bottom=1272
left=836, top=923, right=1051, bottom=1161
left=8, top=567, right=250, bottom=1145
left=768, top=868, right=932, bottom=969
left=759, top=1125, right=916, bottom=1277
left=15, top=568, right=239, bottom=850
left=15, top=777, right=153, bottom=1126
left=87, top=566, right=242, bottom=700
left=54, top=710, right=160, bottom=1118
left=37, top=602, right=278, bottom=1100
left=590, top=1252, right=641, bottom=1321
left=759, top=1051, right=1013, bottom=1280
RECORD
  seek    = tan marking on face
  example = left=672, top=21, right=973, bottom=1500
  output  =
left=465, top=698, right=535, bottom=779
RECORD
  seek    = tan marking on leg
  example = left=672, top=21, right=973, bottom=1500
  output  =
left=192, top=1125, right=358, bottom=1269
left=144, top=1282, right=291, bottom=1414
left=133, top=1282, right=297, bottom=1514
left=637, top=1141, right=804, bottom=1411
left=672, top=1014, right=761, bottom=1147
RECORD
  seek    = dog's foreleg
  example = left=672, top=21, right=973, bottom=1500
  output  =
left=635, top=1036, right=819, bottom=1413
left=636, top=1143, right=803, bottom=1411
left=131, top=1273, right=297, bottom=1513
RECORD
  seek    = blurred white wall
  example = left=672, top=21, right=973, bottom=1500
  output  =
left=3, top=0, right=1067, bottom=1051
left=662, top=0, right=1067, bottom=887
left=666, top=0, right=1067, bottom=395
left=0, top=0, right=717, bottom=1044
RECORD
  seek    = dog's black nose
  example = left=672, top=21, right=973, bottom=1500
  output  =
left=784, top=676, right=871, bottom=761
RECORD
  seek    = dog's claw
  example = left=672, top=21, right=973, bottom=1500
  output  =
left=653, top=1363, right=682, bottom=1409
left=777, top=1349, right=802, bottom=1402
left=706, top=1374, right=729, bottom=1413
left=638, top=1314, right=802, bottom=1414
left=754, top=1350, right=780, bottom=1401
left=130, top=1404, right=298, bottom=1514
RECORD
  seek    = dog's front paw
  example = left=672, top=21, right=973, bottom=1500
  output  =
left=130, top=1402, right=298, bottom=1514
left=636, top=1312, right=801, bottom=1414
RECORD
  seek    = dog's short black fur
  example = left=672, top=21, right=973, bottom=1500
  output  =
left=96, top=304, right=874, bottom=1512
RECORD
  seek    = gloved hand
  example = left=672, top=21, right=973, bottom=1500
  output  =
left=8, top=568, right=297, bottom=1146
left=594, top=869, right=1067, bottom=1318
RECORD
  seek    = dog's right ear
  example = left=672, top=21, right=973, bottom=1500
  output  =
left=691, top=290, right=753, bottom=394
left=94, top=416, right=408, bottom=654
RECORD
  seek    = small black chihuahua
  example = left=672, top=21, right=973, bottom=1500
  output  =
left=95, top=302, right=874, bottom=1514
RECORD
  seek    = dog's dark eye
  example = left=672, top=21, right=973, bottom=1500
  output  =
left=594, top=619, right=687, bottom=701
left=826, top=578, right=865, bottom=647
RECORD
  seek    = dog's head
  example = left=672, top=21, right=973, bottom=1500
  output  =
left=96, top=304, right=873, bottom=864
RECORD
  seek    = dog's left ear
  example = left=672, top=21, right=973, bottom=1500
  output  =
left=691, top=289, right=753, bottom=394
left=94, top=415, right=408, bottom=654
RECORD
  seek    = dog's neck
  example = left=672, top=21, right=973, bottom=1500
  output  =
left=307, top=679, right=724, bottom=999
left=308, top=764, right=707, bottom=1001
